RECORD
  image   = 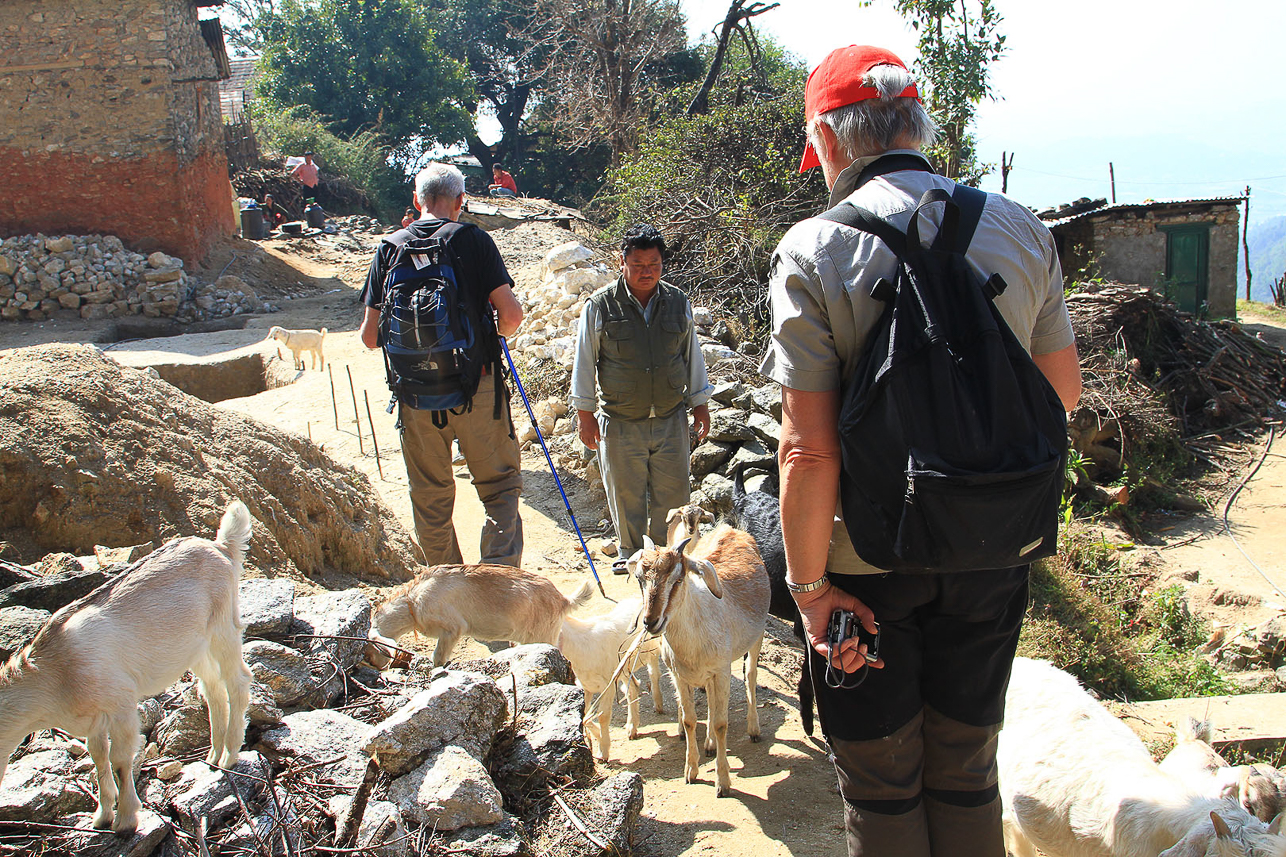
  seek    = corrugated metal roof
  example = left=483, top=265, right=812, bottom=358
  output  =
left=1043, top=196, right=1244, bottom=228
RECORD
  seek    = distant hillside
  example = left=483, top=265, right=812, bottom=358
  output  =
left=1249, top=215, right=1286, bottom=302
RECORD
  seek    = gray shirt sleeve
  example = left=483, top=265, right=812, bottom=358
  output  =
left=569, top=300, right=600, bottom=413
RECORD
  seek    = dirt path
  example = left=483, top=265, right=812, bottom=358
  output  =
left=3, top=236, right=1285, bottom=855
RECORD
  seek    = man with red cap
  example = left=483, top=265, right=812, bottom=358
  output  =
left=761, top=45, right=1082, bottom=856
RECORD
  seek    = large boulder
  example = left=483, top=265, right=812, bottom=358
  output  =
left=0, top=567, right=108, bottom=612
left=491, top=682, right=593, bottom=795
left=387, top=745, right=504, bottom=831
left=257, top=709, right=372, bottom=787
left=0, top=605, right=49, bottom=660
left=0, top=748, right=96, bottom=822
left=244, top=640, right=315, bottom=708
left=239, top=578, right=295, bottom=637
left=361, top=671, right=507, bottom=775
left=291, top=590, right=373, bottom=705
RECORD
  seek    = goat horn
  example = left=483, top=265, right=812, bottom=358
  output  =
left=676, top=536, right=693, bottom=554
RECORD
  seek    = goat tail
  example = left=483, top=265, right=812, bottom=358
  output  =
left=567, top=578, right=595, bottom=610
left=320, top=327, right=328, bottom=339
left=215, top=500, right=253, bottom=569
left=1176, top=715, right=1214, bottom=744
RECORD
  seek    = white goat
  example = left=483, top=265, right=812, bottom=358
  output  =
left=1161, top=717, right=1286, bottom=823
left=367, top=564, right=594, bottom=668
left=664, top=503, right=713, bottom=547
left=0, top=501, right=253, bottom=836
left=267, top=325, right=327, bottom=370
left=629, top=524, right=770, bottom=796
left=999, top=657, right=1286, bottom=857
left=557, top=597, right=663, bottom=762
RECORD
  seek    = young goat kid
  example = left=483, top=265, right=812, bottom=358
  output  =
left=629, top=524, right=770, bottom=796
left=1161, top=717, right=1286, bottom=823
left=999, top=657, right=1286, bottom=857
left=267, top=325, right=327, bottom=370
left=367, top=564, right=594, bottom=668
left=557, top=597, right=663, bottom=762
left=0, top=501, right=254, bottom=836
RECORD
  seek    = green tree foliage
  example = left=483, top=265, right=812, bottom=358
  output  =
left=249, top=103, right=410, bottom=219
left=254, top=0, right=473, bottom=154
left=427, top=0, right=547, bottom=169
left=865, top=0, right=1005, bottom=184
left=600, top=43, right=823, bottom=337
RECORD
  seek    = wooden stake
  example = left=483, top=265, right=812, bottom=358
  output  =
left=364, top=390, right=382, bottom=479
left=1243, top=186, right=1253, bottom=301
left=346, top=365, right=364, bottom=454
left=307, top=421, right=311, bottom=442
left=328, top=364, right=338, bottom=430
left=1109, top=162, right=1116, bottom=203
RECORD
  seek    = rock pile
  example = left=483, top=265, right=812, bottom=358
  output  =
left=508, top=241, right=616, bottom=364
left=0, top=234, right=264, bottom=324
left=0, top=570, right=643, bottom=857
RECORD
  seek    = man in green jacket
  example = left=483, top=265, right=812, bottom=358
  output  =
left=571, top=224, right=712, bottom=571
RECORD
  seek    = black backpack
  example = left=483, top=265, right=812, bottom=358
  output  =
left=378, top=221, right=503, bottom=417
left=820, top=170, right=1068, bottom=573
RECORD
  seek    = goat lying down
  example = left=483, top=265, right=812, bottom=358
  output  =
left=0, top=501, right=254, bottom=836
left=1161, top=717, right=1286, bottom=824
left=557, top=597, right=663, bottom=762
left=999, top=657, right=1286, bottom=857
left=367, top=564, right=595, bottom=668
left=629, top=524, right=770, bottom=796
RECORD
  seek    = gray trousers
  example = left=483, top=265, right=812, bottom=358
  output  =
left=398, top=374, right=523, bottom=567
left=597, top=410, right=690, bottom=554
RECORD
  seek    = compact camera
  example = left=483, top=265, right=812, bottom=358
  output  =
left=827, top=609, right=881, bottom=664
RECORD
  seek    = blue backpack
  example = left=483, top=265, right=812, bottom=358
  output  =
left=378, top=221, right=502, bottom=417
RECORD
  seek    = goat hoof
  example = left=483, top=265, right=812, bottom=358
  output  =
left=92, top=811, right=114, bottom=831
left=749, top=734, right=761, bottom=743
left=219, top=750, right=241, bottom=769
left=112, top=817, right=137, bottom=837
left=716, top=784, right=732, bottom=798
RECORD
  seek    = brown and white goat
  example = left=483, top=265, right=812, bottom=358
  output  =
left=664, top=503, right=713, bottom=547
left=367, top=564, right=595, bottom=668
left=628, top=524, right=770, bottom=796
left=999, top=657, right=1286, bottom=857
left=0, top=501, right=254, bottom=836
left=1161, top=717, right=1286, bottom=823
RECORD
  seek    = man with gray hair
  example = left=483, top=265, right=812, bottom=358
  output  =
left=762, top=46, right=1082, bottom=856
left=359, top=162, right=525, bottom=567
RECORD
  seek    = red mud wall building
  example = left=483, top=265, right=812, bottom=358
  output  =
left=0, top=0, right=235, bottom=264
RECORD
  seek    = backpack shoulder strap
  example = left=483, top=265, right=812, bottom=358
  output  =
left=949, top=184, right=987, bottom=254
left=817, top=203, right=908, bottom=258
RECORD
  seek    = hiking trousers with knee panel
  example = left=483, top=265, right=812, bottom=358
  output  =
left=810, top=566, right=1028, bottom=857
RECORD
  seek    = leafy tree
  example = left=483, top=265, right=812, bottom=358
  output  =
left=864, top=0, right=1005, bottom=184
left=254, top=0, right=473, bottom=154
left=426, top=0, right=548, bottom=170
left=600, top=48, right=823, bottom=337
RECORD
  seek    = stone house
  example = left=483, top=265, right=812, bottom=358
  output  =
left=1041, top=196, right=1244, bottom=318
left=0, top=0, right=236, bottom=263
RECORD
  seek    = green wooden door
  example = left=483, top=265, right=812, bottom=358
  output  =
left=1163, top=226, right=1209, bottom=314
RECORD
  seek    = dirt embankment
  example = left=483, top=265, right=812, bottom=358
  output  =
left=0, top=343, right=419, bottom=585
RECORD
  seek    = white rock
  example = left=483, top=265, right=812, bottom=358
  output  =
left=388, top=745, right=503, bottom=831
left=541, top=242, right=594, bottom=278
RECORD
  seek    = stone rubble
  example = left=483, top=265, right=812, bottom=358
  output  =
left=0, top=563, right=643, bottom=856
left=0, top=233, right=265, bottom=323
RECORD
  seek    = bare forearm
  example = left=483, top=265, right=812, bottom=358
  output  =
left=778, top=388, right=842, bottom=586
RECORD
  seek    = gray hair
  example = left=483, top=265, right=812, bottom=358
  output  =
left=810, top=64, right=938, bottom=161
left=414, top=163, right=465, bottom=205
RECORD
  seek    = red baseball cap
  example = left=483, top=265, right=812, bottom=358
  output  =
left=799, top=45, right=919, bottom=173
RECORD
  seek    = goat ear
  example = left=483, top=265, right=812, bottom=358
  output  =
left=700, top=509, right=714, bottom=523
left=1209, top=811, right=1233, bottom=839
left=643, top=535, right=655, bottom=550
left=690, top=558, right=723, bottom=599
left=1268, top=812, right=1283, bottom=835
left=665, top=508, right=680, bottom=525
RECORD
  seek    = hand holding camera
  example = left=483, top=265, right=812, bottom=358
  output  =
left=825, top=608, right=880, bottom=689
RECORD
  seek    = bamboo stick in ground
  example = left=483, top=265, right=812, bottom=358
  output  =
left=364, top=390, right=382, bottom=479
left=346, top=365, right=364, bottom=454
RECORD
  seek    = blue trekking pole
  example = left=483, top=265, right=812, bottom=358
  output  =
left=500, top=338, right=610, bottom=600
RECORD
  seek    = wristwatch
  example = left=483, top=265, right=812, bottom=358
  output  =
left=785, top=575, right=829, bottom=594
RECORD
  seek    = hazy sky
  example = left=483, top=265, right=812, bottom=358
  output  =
left=681, top=0, right=1286, bottom=218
